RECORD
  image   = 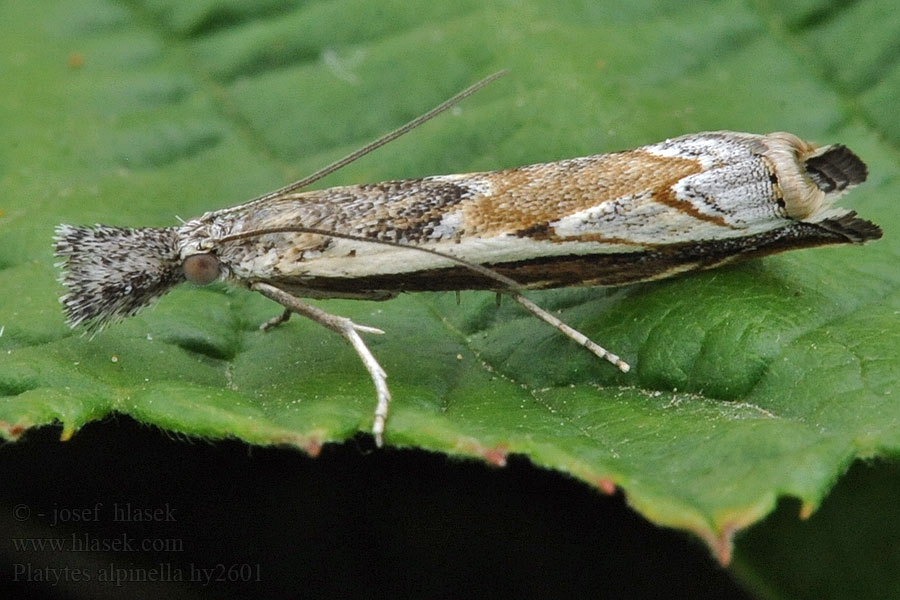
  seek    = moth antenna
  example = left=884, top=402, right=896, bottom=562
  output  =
left=215, top=226, right=631, bottom=371
left=215, top=226, right=522, bottom=291
left=242, top=70, right=508, bottom=208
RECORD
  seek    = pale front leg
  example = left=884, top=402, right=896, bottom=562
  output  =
left=260, top=308, right=291, bottom=331
left=251, top=282, right=392, bottom=447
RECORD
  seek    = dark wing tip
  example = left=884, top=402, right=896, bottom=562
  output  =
left=805, top=145, right=868, bottom=193
left=818, top=211, right=882, bottom=244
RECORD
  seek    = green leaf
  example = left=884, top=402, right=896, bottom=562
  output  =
left=1, top=0, right=897, bottom=578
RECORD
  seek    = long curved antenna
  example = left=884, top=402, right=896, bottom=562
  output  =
left=213, top=70, right=629, bottom=371
left=216, top=225, right=522, bottom=290
left=214, top=225, right=630, bottom=372
left=243, top=70, right=508, bottom=208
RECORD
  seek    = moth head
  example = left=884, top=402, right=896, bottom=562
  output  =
left=54, top=225, right=186, bottom=330
left=182, top=253, right=222, bottom=286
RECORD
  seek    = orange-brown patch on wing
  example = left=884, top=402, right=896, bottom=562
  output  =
left=463, top=150, right=704, bottom=237
left=653, top=183, right=737, bottom=229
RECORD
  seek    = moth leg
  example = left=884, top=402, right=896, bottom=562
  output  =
left=507, top=292, right=631, bottom=373
left=251, top=282, right=391, bottom=447
left=260, top=308, right=292, bottom=332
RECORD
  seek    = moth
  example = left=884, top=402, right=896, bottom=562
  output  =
left=55, top=73, right=881, bottom=446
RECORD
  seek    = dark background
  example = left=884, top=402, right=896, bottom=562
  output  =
left=0, top=418, right=752, bottom=599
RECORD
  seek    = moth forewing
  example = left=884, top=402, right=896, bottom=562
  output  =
left=54, top=76, right=881, bottom=446
left=186, top=131, right=878, bottom=296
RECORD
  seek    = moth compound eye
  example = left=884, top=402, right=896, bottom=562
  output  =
left=182, top=253, right=221, bottom=285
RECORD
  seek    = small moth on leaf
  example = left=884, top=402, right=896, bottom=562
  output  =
left=55, top=73, right=881, bottom=446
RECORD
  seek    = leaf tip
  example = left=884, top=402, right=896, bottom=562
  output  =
left=0, top=420, right=29, bottom=440
left=272, top=432, right=323, bottom=457
left=595, top=477, right=617, bottom=495
left=60, top=424, right=76, bottom=441
left=799, top=500, right=816, bottom=520
left=455, top=439, right=508, bottom=466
